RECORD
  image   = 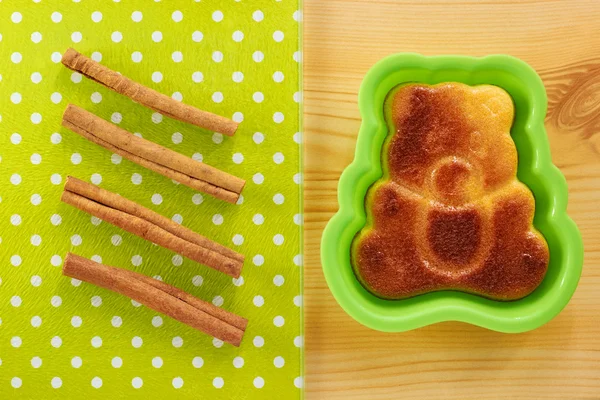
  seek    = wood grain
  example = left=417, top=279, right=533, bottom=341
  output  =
left=303, top=1, right=600, bottom=399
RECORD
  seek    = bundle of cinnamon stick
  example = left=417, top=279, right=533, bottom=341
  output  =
left=64, top=253, right=247, bottom=346
left=58, top=48, right=250, bottom=347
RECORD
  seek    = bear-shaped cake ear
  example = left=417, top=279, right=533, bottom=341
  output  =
left=352, top=83, right=549, bottom=301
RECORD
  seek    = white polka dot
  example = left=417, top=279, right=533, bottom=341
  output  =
left=253, top=295, right=264, bottom=307
left=252, top=92, right=265, bottom=103
left=52, top=296, right=63, bottom=307
left=273, top=193, right=285, bottom=205
left=10, top=214, right=22, bottom=226
left=10, top=254, right=22, bottom=266
left=294, top=10, right=303, bottom=21
left=69, top=316, right=82, bottom=328
left=151, top=193, right=163, bottom=205
left=232, top=234, right=244, bottom=246
left=51, top=377, right=62, bottom=389
left=253, top=173, right=264, bottom=184
left=112, top=357, right=122, bottom=368
left=11, top=295, right=22, bottom=307
left=232, top=30, right=244, bottom=42
left=274, top=356, right=285, bottom=368
left=208, top=214, right=224, bottom=226
left=273, top=30, right=284, bottom=42
left=71, top=72, right=82, bottom=83
left=273, top=234, right=285, bottom=245
left=150, top=315, right=163, bottom=328
left=71, top=234, right=82, bottom=246
left=192, top=275, right=203, bottom=286
left=172, top=10, right=183, bottom=22
left=232, top=112, right=244, bottom=123
left=294, top=295, right=303, bottom=307
left=273, top=71, right=284, bottom=82
left=71, top=279, right=82, bottom=287
left=31, top=113, right=42, bottom=124
left=51, top=336, right=62, bottom=348
left=91, top=255, right=102, bottom=263
left=152, top=357, right=162, bottom=368
left=31, top=316, right=42, bottom=327
left=11, top=132, right=22, bottom=144
left=91, top=377, right=102, bottom=389
left=252, top=214, right=264, bottom=225
left=71, top=31, right=82, bottom=43
left=51, top=92, right=62, bottom=104
left=91, top=52, right=102, bottom=62
left=253, top=336, right=264, bottom=347
left=172, top=91, right=183, bottom=102
left=253, top=377, right=265, bottom=389
left=131, top=255, right=143, bottom=267
left=192, top=194, right=204, bottom=205
left=88, top=296, right=101, bottom=308
left=192, top=31, right=203, bottom=42
left=272, top=113, right=286, bottom=126
left=131, top=11, right=143, bottom=22
left=111, top=112, right=122, bottom=124
left=111, top=31, right=123, bottom=43
left=213, top=133, right=224, bottom=144
left=11, top=336, right=22, bottom=347
left=212, top=10, right=224, bottom=22
left=232, top=276, right=244, bottom=286
left=172, top=336, right=183, bottom=348
left=152, top=31, right=162, bottom=42
left=172, top=377, right=184, bottom=389
left=71, top=356, right=82, bottom=368
left=31, top=275, right=42, bottom=286
left=232, top=72, right=244, bottom=84
left=11, top=12, right=22, bottom=23
left=294, top=254, right=303, bottom=266
left=51, top=254, right=62, bottom=265
left=91, top=336, right=102, bottom=348
left=169, top=255, right=183, bottom=268
left=132, top=336, right=143, bottom=348
left=151, top=112, right=163, bottom=124
left=212, top=92, right=224, bottom=103
left=130, top=377, right=143, bottom=389
left=10, top=92, right=22, bottom=104
left=172, top=51, right=183, bottom=62
left=51, top=173, right=62, bottom=185
left=91, top=11, right=102, bottom=22
left=152, top=71, right=163, bottom=83
left=273, top=316, right=285, bottom=327
left=231, top=153, right=244, bottom=165
left=212, top=51, right=224, bottom=62
left=273, top=275, right=285, bottom=286
left=10, top=174, right=22, bottom=185
left=51, top=12, right=62, bottom=23
left=294, top=51, right=303, bottom=63
left=252, top=51, right=264, bottom=62
left=11, top=377, right=22, bottom=388
left=212, top=377, right=224, bottom=389
left=253, top=254, right=264, bottom=266
left=31, top=72, right=42, bottom=83
left=30, top=32, right=43, bottom=44
left=192, top=71, right=204, bottom=83
left=192, top=357, right=204, bottom=368
left=253, top=10, right=264, bottom=22
left=131, top=51, right=143, bottom=63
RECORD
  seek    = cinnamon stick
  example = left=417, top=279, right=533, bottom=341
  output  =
left=61, top=48, right=238, bottom=136
left=63, top=253, right=247, bottom=346
left=62, top=177, right=244, bottom=278
left=62, top=104, right=245, bottom=204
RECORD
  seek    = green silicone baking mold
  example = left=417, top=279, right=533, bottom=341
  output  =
left=321, top=53, right=583, bottom=333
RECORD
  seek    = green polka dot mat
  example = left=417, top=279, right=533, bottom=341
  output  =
left=0, top=1, right=302, bottom=398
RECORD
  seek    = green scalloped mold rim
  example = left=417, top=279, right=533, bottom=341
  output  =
left=320, top=53, right=584, bottom=333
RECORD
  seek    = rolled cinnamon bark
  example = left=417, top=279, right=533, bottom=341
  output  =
left=63, top=253, right=247, bottom=346
left=62, top=177, right=244, bottom=278
left=61, top=48, right=238, bottom=136
left=62, top=105, right=244, bottom=203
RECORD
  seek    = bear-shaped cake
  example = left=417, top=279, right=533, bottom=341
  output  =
left=352, top=82, right=549, bottom=300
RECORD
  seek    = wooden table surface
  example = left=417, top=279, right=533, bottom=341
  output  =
left=303, top=1, right=600, bottom=398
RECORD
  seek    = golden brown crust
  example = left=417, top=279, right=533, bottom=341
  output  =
left=352, top=83, right=549, bottom=301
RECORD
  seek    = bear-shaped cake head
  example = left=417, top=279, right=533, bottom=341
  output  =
left=352, top=83, right=549, bottom=300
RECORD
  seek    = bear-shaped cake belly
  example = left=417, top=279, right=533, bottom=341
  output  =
left=351, top=82, right=549, bottom=300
